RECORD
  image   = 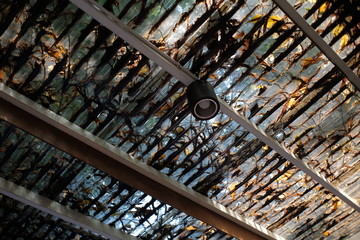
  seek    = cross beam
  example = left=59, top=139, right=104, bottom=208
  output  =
left=0, top=83, right=279, bottom=240
left=0, top=177, right=138, bottom=240
left=69, top=0, right=360, bottom=212
left=272, top=0, right=360, bottom=90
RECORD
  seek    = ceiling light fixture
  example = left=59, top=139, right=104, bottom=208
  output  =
left=187, top=80, right=220, bottom=120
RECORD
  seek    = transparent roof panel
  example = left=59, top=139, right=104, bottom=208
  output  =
left=0, top=120, right=236, bottom=239
left=0, top=194, right=108, bottom=240
left=0, top=0, right=359, bottom=239
left=287, top=0, right=360, bottom=72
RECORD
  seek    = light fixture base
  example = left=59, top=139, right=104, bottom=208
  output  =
left=186, top=80, right=220, bottom=120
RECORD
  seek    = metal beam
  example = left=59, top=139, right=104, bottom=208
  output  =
left=69, top=0, right=360, bottom=212
left=0, top=177, right=138, bottom=240
left=0, top=84, right=279, bottom=240
left=70, top=0, right=196, bottom=86
left=272, top=0, right=360, bottom=90
left=219, top=100, right=360, bottom=213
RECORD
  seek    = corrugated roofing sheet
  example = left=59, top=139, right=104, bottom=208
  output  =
left=0, top=0, right=359, bottom=239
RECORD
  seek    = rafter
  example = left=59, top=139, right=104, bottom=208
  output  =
left=272, top=0, right=360, bottom=91
left=0, top=177, right=138, bottom=240
left=69, top=0, right=360, bottom=213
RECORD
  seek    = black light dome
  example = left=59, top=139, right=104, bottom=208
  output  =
left=186, top=80, right=220, bottom=120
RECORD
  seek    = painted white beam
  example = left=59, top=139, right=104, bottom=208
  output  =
left=0, top=177, right=138, bottom=240
left=70, top=0, right=195, bottom=86
left=348, top=231, right=360, bottom=240
left=0, top=83, right=279, bottom=240
left=219, top=100, right=360, bottom=213
left=68, top=0, right=360, bottom=213
left=272, top=0, right=360, bottom=90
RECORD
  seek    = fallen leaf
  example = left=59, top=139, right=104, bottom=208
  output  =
left=209, top=74, right=219, bottom=79
left=267, top=15, right=282, bottom=28
left=276, top=170, right=295, bottom=182
left=233, top=31, right=244, bottom=40
left=262, top=145, right=269, bottom=151
left=340, top=34, right=350, bottom=49
left=248, top=14, right=263, bottom=23
left=184, top=148, right=191, bottom=156
left=319, top=2, right=330, bottom=14
left=0, top=70, right=6, bottom=80
left=332, top=24, right=345, bottom=37
left=138, top=64, right=150, bottom=77
left=229, top=182, right=239, bottom=199
left=300, top=57, right=323, bottom=68
left=186, top=225, right=197, bottom=231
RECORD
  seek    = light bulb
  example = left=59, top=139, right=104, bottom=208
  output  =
left=198, top=99, right=211, bottom=109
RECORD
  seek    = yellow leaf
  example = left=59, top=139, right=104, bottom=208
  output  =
left=319, top=2, right=330, bottom=14
left=276, top=170, right=294, bottom=182
left=147, top=154, right=154, bottom=165
left=184, top=148, right=191, bottom=156
left=287, top=98, right=297, bottom=109
left=267, top=15, right=282, bottom=28
left=323, top=231, right=330, bottom=237
left=332, top=24, right=345, bottom=37
left=159, top=153, right=166, bottom=160
left=340, top=34, right=350, bottom=49
left=229, top=182, right=238, bottom=191
left=209, top=74, right=219, bottom=79
left=262, top=145, right=269, bottom=151
left=300, top=57, right=323, bottom=68
left=330, top=199, right=341, bottom=211
left=233, top=31, right=244, bottom=40
left=48, top=44, right=67, bottom=59
left=249, top=14, right=263, bottom=23
left=138, top=65, right=150, bottom=77
left=158, top=46, right=166, bottom=51
left=301, top=57, right=315, bottom=67
left=229, top=182, right=239, bottom=199
left=174, top=126, right=184, bottom=134
left=186, top=225, right=197, bottom=231
left=211, top=121, right=222, bottom=127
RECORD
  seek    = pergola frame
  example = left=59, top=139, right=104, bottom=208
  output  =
left=0, top=177, right=139, bottom=240
left=272, top=0, right=360, bottom=90
left=0, top=84, right=279, bottom=240
left=0, top=0, right=359, bottom=239
left=70, top=0, right=360, bottom=212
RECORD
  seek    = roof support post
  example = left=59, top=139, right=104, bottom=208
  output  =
left=0, top=177, right=138, bottom=240
left=272, top=0, right=360, bottom=90
left=0, top=83, right=279, bottom=240
left=68, top=0, right=360, bottom=213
